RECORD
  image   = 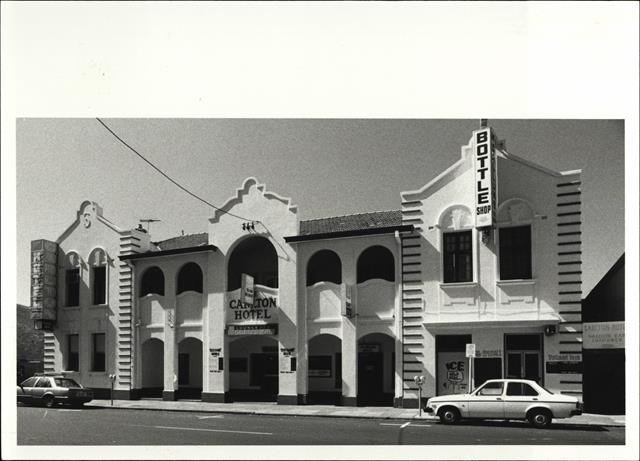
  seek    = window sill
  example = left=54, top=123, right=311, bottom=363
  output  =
left=89, top=304, right=108, bottom=309
left=439, top=281, right=478, bottom=289
left=88, top=371, right=107, bottom=375
left=61, top=306, right=81, bottom=311
left=496, top=279, right=537, bottom=286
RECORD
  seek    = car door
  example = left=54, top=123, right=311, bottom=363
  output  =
left=503, top=382, right=540, bottom=419
left=18, top=377, right=39, bottom=403
left=467, top=381, right=505, bottom=418
left=32, top=377, right=52, bottom=402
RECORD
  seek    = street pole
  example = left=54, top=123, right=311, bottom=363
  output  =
left=109, top=374, right=115, bottom=406
left=418, top=385, right=422, bottom=418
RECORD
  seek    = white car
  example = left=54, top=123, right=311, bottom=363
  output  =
left=425, top=379, right=583, bottom=428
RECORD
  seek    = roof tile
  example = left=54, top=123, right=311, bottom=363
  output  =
left=299, top=210, right=402, bottom=236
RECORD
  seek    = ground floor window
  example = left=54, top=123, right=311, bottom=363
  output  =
left=91, top=333, right=106, bottom=371
left=67, top=334, right=79, bottom=371
left=435, top=334, right=472, bottom=395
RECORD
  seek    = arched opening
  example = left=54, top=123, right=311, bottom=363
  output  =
left=357, top=332, right=395, bottom=406
left=357, top=246, right=395, bottom=284
left=306, top=250, right=342, bottom=286
left=140, top=266, right=165, bottom=297
left=307, top=334, right=342, bottom=405
left=177, top=337, right=203, bottom=400
left=141, top=338, right=164, bottom=398
left=227, top=236, right=278, bottom=290
left=177, top=262, right=203, bottom=295
left=228, top=335, right=279, bottom=402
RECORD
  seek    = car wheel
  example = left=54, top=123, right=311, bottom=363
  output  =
left=43, top=395, right=55, bottom=408
left=439, top=407, right=460, bottom=425
left=528, top=409, right=552, bottom=428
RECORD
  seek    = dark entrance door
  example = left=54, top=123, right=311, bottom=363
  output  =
left=505, top=334, right=542, bottom=384
left=357, top=351, right=384, bottom=406
left=250, top=353, right=278, bottom=401
left=178, top=353, right=189, bottom=385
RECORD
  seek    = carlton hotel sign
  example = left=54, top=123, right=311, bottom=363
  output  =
left=226, top=274, right=279, bottom=336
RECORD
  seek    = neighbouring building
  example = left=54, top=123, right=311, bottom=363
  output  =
left=17, top=304, right=44, bottom=383
left=29, top=123, right=585, bottom=406
left=582, top=254, right=625, bottom=414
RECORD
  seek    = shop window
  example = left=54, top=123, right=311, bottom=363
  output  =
left=230, top=358, right=248, bottom=373
left=67, top=334, right=79, bottom=371
left=357, top=245, right=395, bottom=283
left=140, top=266, right=165, bottom=297
left=442, top=231, right=472, bottom=283
left=177, top=262, right=203, bottom=294
left=307, top=250, right=342, bottom=286
left=309, top=356, right=332, bottom=377
left=92, top=266, right=107, bottom=305
left=91, top=333, right=106, bottom=372
left=499, top=225, right=532, bottom=280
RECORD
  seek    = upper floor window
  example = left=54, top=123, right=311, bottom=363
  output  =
left=443, top=231, right=472, bottom=283
left=177, top=262, right=203, bottom=294
left=499, top=225, right=532, bottom=280
left=140, top=266, right=165, bottom=297
left=89, top=248, right=108, bottom=305
left=307, top=250, right=342, bottom=286
left=66, top=269, right=80, bottom=307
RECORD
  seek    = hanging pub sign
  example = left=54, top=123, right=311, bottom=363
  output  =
left=30, top=239, right=58, bottom=331
left=241, top=273, right=255, bottom=305
left=473, top=127, right=497, bottom=229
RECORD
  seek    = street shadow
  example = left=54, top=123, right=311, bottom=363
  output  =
left=445, top=419, right=610, bottom=432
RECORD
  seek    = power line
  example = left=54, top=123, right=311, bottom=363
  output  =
left=95, top=118, right=256, bottom=223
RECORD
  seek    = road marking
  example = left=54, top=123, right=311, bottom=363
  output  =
left=380, top=423, right=404, bottom=426
left=59, top=409, right=82, bottom=412
left=410, top=424, right=432, bottom=427
left=400, top=422, right=411, bottom=429
left=130, top=424, right=272, bottom=436
left=197, top=415, right=224, bottom=419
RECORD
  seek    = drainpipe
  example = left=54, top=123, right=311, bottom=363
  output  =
left=394, top=230, right=403, bottom=406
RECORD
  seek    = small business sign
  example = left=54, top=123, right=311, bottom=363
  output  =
left=583, top=321, right=625, bottom=349
left=473, top=127, right=497, bottom=228
left=358, top=343, right=380, bottom=353
left=280, top=348, right=295, bottom=373
left=227, top=324, right=278, bottom=336
left=30, top=239, right=58, bottom=330
left=208, top=348, right=222, bottom=373
left=465, top=343, right=476, bottom=358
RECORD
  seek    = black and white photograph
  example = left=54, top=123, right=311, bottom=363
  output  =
left=2, top=3, right=638, bottom=461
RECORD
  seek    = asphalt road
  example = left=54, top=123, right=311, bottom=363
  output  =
left=17, top=405, right=624, bottom=446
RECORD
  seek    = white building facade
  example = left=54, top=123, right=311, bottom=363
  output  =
left=30, top=125, right=583, bottom=405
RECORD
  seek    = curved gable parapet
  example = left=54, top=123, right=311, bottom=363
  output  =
left=210, top=176, right=298, bottom=224
left=56, top=200, right=123, bottom=243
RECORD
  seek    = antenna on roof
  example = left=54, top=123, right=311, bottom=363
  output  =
left=140, top=219, right=161, bottom=233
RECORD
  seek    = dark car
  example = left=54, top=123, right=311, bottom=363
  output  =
left=17, top=375, right=93, bottom=408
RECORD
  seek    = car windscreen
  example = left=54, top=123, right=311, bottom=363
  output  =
left=54, top=378, right=81, bottom=388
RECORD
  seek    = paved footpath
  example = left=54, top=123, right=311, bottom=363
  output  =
left=89, top=399, right=625, bottom=427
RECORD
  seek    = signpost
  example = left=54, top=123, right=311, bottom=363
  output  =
left=466, top=343, right=476, bottom=391
left=108, top=374, right=116, bottom=406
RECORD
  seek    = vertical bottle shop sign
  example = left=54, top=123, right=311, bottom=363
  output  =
left=30, top=239, right=58, bottom=330
left=473, top=127, right=497, bottom=228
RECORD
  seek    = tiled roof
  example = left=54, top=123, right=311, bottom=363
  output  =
left=153, top=232, right=209, bottom=251
left=299, top=210, right=403, bottom=236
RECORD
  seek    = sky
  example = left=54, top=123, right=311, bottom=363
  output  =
left=16, top=118, right=624, bottom=305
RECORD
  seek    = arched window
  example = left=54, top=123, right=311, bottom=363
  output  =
left=439, top=205, right=474, bottom=283
left=89, top=248, right=107, bottom=305
left=357, top=246, right=395, bottom=284
left=65, top=252, right=81, bottom=307
left=140, top=266, right=165, bottom=297
left=177, top=262, right=203, bottom=294
left=227, top=237, right=278, bottom=291
left=306, top=250, right=342, bottom=286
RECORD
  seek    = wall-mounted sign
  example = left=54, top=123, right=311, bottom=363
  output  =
left=473, top=127, right=497, bottom=228
left=30, top=239, right=58, bottom=330
left=476, top=349, right=502, bottom=358
left=437, top=351, right=469, bottom=395
left=227, top=324, right=278, bottom=336
left=209, top=348, right=222, bottom=373
left=358, top=343, right=380, bottom=353
left=546, top=361, right=582, bottom=374
left=342, top=284, right=354, bottom=318
left=280, top=348, right=295, bottom=373
left=583, top=321, right=625, bottom=349
left=548, top=353, right=582, bottom=362
left=226, top=285, right=279, bottom=325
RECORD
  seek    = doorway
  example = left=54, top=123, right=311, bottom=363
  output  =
left=357, top=333, right=395, bottom=406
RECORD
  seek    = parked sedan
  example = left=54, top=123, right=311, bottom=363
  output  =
left=17, top=375, right=93, bottom=408
left=425, top=379, right=583, bottom=428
